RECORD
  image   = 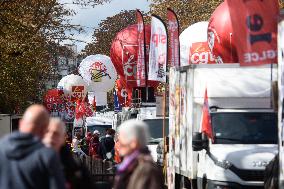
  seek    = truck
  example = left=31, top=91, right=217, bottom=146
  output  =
left=0, top=114, right=22, bottom=138
left=136, top=106, right=169, bottom=162
left=167, top=64, right=278, bottom=189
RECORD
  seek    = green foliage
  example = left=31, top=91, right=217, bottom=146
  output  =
left=0, top=0, right=81, bottom=113
left=83, top=9, right=137, bottom=56
left=150, top=0, right=223, bottom=31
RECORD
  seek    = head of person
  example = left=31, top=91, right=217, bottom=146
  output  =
left=118, top=119, right=149, bottom=157
left=75, top=132, right=81, bottom=139
left=105, top=128, right=111, bottom=136
left=19, top=104, right=50, bottom=139
left=43, top=118, right=66, bottom=152
left=93, top=130, right=100, bottom=137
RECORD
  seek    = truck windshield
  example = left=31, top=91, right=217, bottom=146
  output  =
left=143, top=119, right=169, bottom=139
left=212, top=112, right=277, bottom=144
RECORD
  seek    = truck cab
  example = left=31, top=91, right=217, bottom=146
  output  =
left=194, top=109, right=277, bottom=188
left=168, top=64, right=278, bottom=188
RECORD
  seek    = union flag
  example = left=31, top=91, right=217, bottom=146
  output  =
left=201, top=89, right=214, bottom=140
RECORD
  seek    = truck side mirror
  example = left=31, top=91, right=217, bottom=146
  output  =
left=192, top=132, right=209, bottom=151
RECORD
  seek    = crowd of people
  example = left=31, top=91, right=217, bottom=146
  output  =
left=69, top=127, right=120, bottom=163
left=0, top=104, right=164, bottom=189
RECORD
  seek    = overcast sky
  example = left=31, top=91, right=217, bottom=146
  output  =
left=62, top=0, right=151, bottom=52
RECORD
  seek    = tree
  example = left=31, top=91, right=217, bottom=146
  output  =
left=0, top=0, right=81, bottom=113
left=83, top=9, right=137, bottom=56
left=150, top=0, right=223, bottom=31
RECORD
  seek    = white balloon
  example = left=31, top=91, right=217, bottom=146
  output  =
left=57, top=74, right=87, bottom=99
left=79, top=54, right=117, bottom=92
left=180, top=21, right=215, bottom=66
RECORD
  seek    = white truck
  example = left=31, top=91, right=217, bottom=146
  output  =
left=167, top=64, right=278, bottom=189
left=0, top=114, right=22, bottom=138
left=136, top=106, right=169, bottom=163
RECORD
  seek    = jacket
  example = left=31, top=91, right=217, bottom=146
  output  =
left=0, top=132, right=65, bottom=189
left=113, top=148, right=164, bottom=189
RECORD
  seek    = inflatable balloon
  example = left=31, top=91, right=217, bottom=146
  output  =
left=180, top=21, right=215, bottom=66
left=79, top=54, right=117, bottom=106
left=116, top=79, right=132, bottom=107
left=79, top=54, right=117, bottom=92
left=43, top=89, right=64, bottom=112
left=207, top=1, right=238, bottom=63
left=57, top=74, right=87, bottom=102
left=110, top=24, right=159, bottom=88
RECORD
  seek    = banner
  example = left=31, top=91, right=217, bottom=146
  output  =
left=227, top=0, right=279, bottom=66
left=167, top=8, right=180, bottom=67
left=148, top=15, right=167, bottom=83
left=136, top=10, right=147, bottom=87
left=114, top=90, right=122, bottom=112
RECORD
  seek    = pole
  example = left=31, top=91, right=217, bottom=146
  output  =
left=162, top=82, right=167, bottom=176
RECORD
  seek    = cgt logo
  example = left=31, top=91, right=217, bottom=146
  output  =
left=190, top=42, right=215, bottom=64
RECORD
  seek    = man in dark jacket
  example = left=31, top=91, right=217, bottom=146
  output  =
left=113, top=119, right=164, bottom=189
left=100, top=128, right=115, bottom=160
left=0, top=104, right=65, bottom=189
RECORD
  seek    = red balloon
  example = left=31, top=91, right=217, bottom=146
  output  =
left=43, top=89, right=64, bottom=112
left=110, top=24, right=159, bottom=88
left=207, top=1, right=238, bottom=63
left=116, top=78, right=132, bottom=107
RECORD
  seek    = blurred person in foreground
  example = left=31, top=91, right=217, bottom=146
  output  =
left=113, top=119, right=164, bottom=189
left=0, top=105, right=65, bottom=189
left=43, top=117, right=96, bottom=189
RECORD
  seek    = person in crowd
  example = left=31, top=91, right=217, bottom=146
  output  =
left=0, top=104, right=65, bottom=189
left=113, top=119, right=164, bottom=189
left=43, top=118, right=96, bottom=189
left=100, top=128, right=115, bottom=161
left=72, top=132, right=86, bottom=157
left=43, top=117, right=66, bottom=152
left=90, top=130, right=101, bottom=159
left=114, top=133, right=122, bottom=164
left=81, top=132, right=91, bottom=154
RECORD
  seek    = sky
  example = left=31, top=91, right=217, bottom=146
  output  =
left=62, top=0, right=152, bottom=52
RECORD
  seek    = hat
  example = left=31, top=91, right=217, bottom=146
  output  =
left=93, top=130, right=100, bottom=135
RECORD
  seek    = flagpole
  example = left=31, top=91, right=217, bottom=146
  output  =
left=136, top=9, right=148, bottom=102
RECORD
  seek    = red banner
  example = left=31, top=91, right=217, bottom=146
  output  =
left=43, top=89, right=64, bottom=112
left=167, top=8, right=180, bottom=67
left=227, top=0, right=279, bottom=66
left=136, top=10, right=146, bottom=87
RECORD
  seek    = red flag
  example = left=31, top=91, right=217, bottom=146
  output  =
left=201, top=89, right=213, bottom=140
left=85, top=104, right=94, bottom=117
left=136, top=10, right=147, bottom=87
left=75, top=100, right=86, bottom=119
left=167, top=8, right=180, bottom=67
left=227, top=0, right=279, bottom=66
